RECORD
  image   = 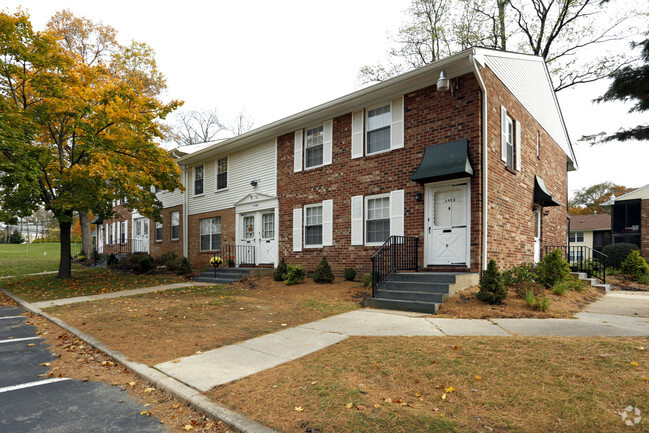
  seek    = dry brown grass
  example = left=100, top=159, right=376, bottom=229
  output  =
left=210, top=336, right=649, bottom=433
left=46, top=276, right=368, bottom=365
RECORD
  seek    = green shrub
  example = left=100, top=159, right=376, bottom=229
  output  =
left=343, top=268, right=356, bottom=281
left=283, top=265, right=306, bottom=285
left=313, top=256, right=335, bottom=283
left=621, top=250, right=649, bottom=281
left=9, top=230, right=24, bottom=244
left=477, top=259, right=508, bottom=305
left=502, top=263, right=538, bottom=287
left=107, top=253, right=118, bottom=267
left=537, top=249, right=571, bottom=287
left=536, top=296, right=551, bottom=311
left=160, top=251, right=178, bottom=264
left=137, top=255, right=152, bottom=272
left=361, top=273, right=372, bottom=287
left=523, top=290, right=537, bottom=308
left=551, top=281, right=569, bottom=296
left=601, top=243, right=639, bottom=269
left=523, top=289, right=551, bottom=311
left=176, top=257, right=192, bottom=275
left=636, top=274, right=649, bottom=285
left=273, top=258, right=287, bottom=282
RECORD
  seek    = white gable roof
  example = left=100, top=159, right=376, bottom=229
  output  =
left=474, top=50, right=576, bottom=170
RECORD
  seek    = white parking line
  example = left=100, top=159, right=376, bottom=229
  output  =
left=0, top=378, right=70, bottom=394
left=0, top=336, right=40, bottom=344
left=0, top=316, right=24, bottom=320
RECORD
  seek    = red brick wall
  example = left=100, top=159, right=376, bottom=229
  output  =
left=277, top=74, right=484, bottom=275
left=149, top=205, right=183, bottom=260
left=641, top=199, right=649, bottom=259
left=187, top=208, right=236, bottom=270
left=480, top=67, right=568, bottom=270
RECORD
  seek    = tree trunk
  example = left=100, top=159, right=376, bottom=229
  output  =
left=79, top=211, right=92, bottom=257
left=58, top=216, right=73, bottom=279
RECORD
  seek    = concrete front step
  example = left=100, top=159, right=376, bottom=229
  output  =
left=363, top=297, right=440, bottom=314
left=380, top=280, right=450, bottom=293
left=196, top=268, right=252, bottom=285
left=374, top=289, right=445, bottom=303
left=389, top=272, right=458, bottom=283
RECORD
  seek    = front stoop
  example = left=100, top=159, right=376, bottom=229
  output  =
left=363, top=272, right=480, bottom=314
left=193, top=267, right=252, bottom=285
left=572, top=272, right=611, bottom=292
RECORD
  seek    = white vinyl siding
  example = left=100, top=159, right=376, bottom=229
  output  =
left=188, top=139, right=277, bottom=216
left=351, top=96, right=404, bottom=158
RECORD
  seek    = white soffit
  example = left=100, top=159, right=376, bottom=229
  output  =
left=479, top=52, right=576, bottom=169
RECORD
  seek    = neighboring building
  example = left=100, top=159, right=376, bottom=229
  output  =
left=567, top=213, right=611, bottom=260
left=602, top=184, right=649, bottom=258
left=96, top=198, right=150, bottom=256
left=153, top=47, right=576, bottom=275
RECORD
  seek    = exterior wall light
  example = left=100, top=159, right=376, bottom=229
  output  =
left=437, top=70, right=450, bottom=92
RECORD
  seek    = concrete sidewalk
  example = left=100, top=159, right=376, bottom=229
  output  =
left=156, top=291, right=649, bottom=392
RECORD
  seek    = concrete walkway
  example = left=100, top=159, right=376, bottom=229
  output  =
left=156, top=291, right=649, bottom=392
left=31, top=282, right=211, bottom=309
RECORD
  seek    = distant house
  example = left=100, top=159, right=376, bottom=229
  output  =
left=602, top=184, right=649, bottom=258
left=568, top=214, right=611, bottom=260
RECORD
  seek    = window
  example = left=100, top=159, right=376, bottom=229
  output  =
left=216, top=157, right=228, bottom=190
left=262, top=213, right=274, bottom=239
left=504, top=113, right=514, bottom=168
left=305, top=126, right=324, bottom=168
left=120, top=221, right=126, bottom=244
left=366, top=196, right=390, bottom=244
left=194, top=165, right=204, bottom=195
left=171, top=211, right=180, bottom=240
left=305, top=205, right=323, bottom=246
left=200, top=217, right=221, bottom=251
left=569, top=232, right=584, bottom=242
left=536, top=131, right=541, bottom=159
left=366, top=104, right=391, bottom=154
left=243, top=216, right=255, bottom=239
left=501, top=106, right=520, bottom=171
left=569, top=250, right=584, bottom=262
left=108, top=223, right=113, bottom=245
left=155, top=221, right=163, bottom=242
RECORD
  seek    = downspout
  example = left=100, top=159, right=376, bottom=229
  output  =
left=471, top=53, right=489, bottom=271
left=182, top=165, right=189, bottom=258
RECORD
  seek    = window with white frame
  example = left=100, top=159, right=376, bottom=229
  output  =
left=171, top=211, right=180, bottom=240
left=569, top=250, right=584, bottom=262
left=200, top=217, right=221, bottom=251
left=501, top=106, right=521, bottom=171
left=120, top=221, right=126, bottom=244
left=305, top=205, right=323, bottom=247
left=366, top=195, right=391, bottom=244
left=155, top=221, right=163, bottom=241
left=366, top=104, right=391, bottom=154
left=194, top=165, right=204, bottom=195
left=504, top=113, right=514, bottom=168
left=216, top=157, right=228, bottom=190
left=569, top=231, right=584, bottom=243
left=305, top=126, right=324, bottom=168
left=108, top=223, right=113, bottom=245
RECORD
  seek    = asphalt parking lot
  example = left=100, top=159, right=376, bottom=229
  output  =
left=0, top=306, right=165, bottom=432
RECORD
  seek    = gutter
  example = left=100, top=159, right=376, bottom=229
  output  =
left=471, top=53, right=489, bottom=271
left=182, top=166, right=189, bottom=258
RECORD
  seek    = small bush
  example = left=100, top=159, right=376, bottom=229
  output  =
left=621, top=250, right=649, bottom=281
left=283, top=265, right=306, bottom=285
left=536, top=297, right=551, bottom=311
left=273, top=258, right=287, bottom=282
left=537, top=249, right=571, bottom=287
left=523, top=289, right=551, bottom=311
left=313, top=256, right=335, bottom=283
left=343, top=268, right=356, bottom=281
left=523, top=290, right=537, bottom=308
left=9, top=230, right=24, bottom=244
left=477, top=259, right=508, bottom=305
left=551, top=281, right=569, bottom=296
left=361, top=273, right=372, bottom=287
left=138, top=255, right=152, bottom=272
left=160, top=251, right=178, bottom=264
left=502, top=263, right=537, bottom=287
left=636, top=274, right=649, bottom=285
left=176, top=257, right=192, bottom=275
left=107, top=253, right=118, bottom=267
left=77, top=253, right=87, bottom=262
left=602, top=243, right=639, bottom=269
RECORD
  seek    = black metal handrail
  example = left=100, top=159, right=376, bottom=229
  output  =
left=370, top=236, right=419, bottom=296
left=543, top=245, right=607, bottom=283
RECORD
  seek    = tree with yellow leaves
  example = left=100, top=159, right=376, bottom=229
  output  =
left=0, top=10, right=184, bottom=278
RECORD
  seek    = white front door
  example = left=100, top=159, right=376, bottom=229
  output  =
left=427, top=182, right=469, bottom=265
left=133, top=218, right=149, bottom=253
left=534, top=208, right=541, bottom=262
left=240, top=215, right=256, bottom=264
left=259, top=212, right=276, bottom=264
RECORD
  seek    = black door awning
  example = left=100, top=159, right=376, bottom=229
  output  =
left=534, top=175, right=562, bottom=207
left=409, top=139, right=473, bottom=184
left=89, top=216, right=103, bottom=224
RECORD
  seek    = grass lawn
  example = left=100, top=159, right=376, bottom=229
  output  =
left=0, top=242, right=81, bottom=277
left=1, top=267, right=187, bottom=302
left=209, top=336, right=649, bottom=433
left=45, top=276, right=367, bottom=364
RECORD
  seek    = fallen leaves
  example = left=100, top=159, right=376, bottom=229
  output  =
left=294, top=406, right=304, bottom=412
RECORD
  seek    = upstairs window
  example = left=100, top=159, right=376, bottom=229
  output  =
left=366, top=104, right=391, bottom=154
left=504, top=113, right=514, bottom=168
left=194, top=165, right=204, bottom=196
left=305, top=126, right=324, bottom=168
left=501, top=106, right=521, bottom=171
left=216, top=157, right=228, bottom=190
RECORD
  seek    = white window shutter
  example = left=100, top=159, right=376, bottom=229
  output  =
left=322, top=199, right=333, bottom=246
left=515, top=119, right=522, bottom=171
left=112, top=223, right=116, bottom=244
left=500, top=106, right=507, bottom=162
left=351, top=195, right=363, bottom=245
left=124, top=220, right=128, bottom=241
left=323, top=119, right=333, bottom=166
left=390, top=96, right=404, bottom=150
left=292, top=208, right=302, bottom=252
left=351, top=110, right=364, bottom=159
left=294, top=130, right=303, bottom=172
left=390, top=190, right=405, bottom=237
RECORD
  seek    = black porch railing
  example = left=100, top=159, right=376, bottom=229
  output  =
left=543, top=245, right=607, bottom=283
left=370, top=236, right=419, bottom=297
left=219, top=244, right=256, bottom=266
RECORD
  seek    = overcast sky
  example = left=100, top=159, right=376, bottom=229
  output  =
left=5, top=0, right=648, bottom=198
